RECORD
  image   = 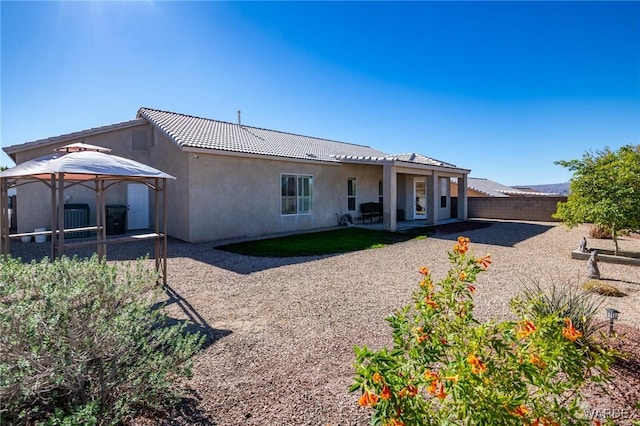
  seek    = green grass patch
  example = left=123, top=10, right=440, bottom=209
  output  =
left=216, top=226, right=435, bottom=257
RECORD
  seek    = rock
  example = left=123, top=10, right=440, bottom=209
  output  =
left=579, top=237, right=588, bottom=253
left=587, top=250, right=600, bottom=279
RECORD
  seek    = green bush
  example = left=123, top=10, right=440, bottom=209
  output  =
left=518, top=280, right=607, bottom=352
left=0, top=255, right=204, bottom=425
left=351, top=237, right=615, bottom=426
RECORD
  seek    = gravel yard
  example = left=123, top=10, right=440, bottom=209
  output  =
left=8, top=220, right=640, bottom=425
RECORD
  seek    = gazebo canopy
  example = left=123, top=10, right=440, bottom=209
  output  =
left=0, top=150, right=174, bottom=182
left=1, top=144, right=174, bottom=285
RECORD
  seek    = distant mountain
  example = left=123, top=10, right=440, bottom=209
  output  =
left=513, top=182, right=570, bottom=196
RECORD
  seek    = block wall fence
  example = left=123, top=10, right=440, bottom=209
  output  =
left=465, top=196, right=568, bottom=222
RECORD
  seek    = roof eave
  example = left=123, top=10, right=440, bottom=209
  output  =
left=183, top=146, right=342, bottom=165
left=3, top=118, right=148, bottom=159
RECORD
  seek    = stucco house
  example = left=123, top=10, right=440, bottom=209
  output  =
left=4, top=107, right=470, bottom=243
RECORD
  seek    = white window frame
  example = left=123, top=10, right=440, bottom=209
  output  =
left=347, top=177, right=357, bottom=211
left=439, top=177, right=449, bottom=208
left=281, top=174, right=313, bottom=215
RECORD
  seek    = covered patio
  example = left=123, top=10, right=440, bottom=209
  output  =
left=336, top=155, right=470, bottom=232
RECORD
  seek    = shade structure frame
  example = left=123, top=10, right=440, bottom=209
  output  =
left=0, top=149, right=174, bottom=285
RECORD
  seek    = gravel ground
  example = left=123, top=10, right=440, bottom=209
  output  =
left=8, top=220, right=640, bottom=425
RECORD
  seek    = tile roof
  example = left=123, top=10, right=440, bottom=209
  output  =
left=137, top=108, right=463, bottom=170
left=138, top=107, right=388, bottom=163
left=393, top=152, right=458, bottom=168
left=3, top=119, right=146, bottom=156
left=466, top=177, right=559, bottom=197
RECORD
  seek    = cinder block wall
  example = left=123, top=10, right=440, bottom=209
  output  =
left=468, top=196, right=567, bottom=222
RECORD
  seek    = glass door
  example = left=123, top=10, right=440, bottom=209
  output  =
left=414, top=178, right=427, bottom=220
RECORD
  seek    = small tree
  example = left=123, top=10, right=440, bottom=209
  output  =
left=553, top=145, right=640, bottom=255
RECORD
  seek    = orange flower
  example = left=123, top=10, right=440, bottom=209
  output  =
left=516, top=320, right=536, bottom=339
left=476, top=254, right=492, bottom=268
left=424, top=370, right=438, bottom=381
left=444, top=374, right=459, bottom=383
left=433, top=380, right=447, bottom=399
left=529, top=353, right=546, bottom=370
left=413, top=326, right=428, bottom=343
left=562, top=317, right=582, bottom=342
left=532, top=416, right=560, bottom=426
left=453, top=236, right=470, bottom=253
left=419, top=266, right=430, bottom=276
left=372, top=372, right=384, bottom=383
left=387, top=419, right=405, bottom=426
left=424, top=295, right=439, bottom=309
left=406, top=384, right=418, bottom=397
left=399, top=384, right=418, bottom=398
left=467, top=353, right=487, bottom=374
left=429, top=380, right=447, bottom=399
left=459, top=271, right=467, bottom=281
left=380, top=385, right=392, bottom=400
left=358, top=390, right=379, bottom=407
left=453, top=237, right=469, bottom=254
left=508, top=405, right=529, bottom=417
left=419, top=277, right=433, bottom=289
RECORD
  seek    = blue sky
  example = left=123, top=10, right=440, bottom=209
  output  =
left=1, top=1, right=638, bottom=185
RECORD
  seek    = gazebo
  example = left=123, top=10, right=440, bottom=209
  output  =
left=0, top=142, right=174, bottom=285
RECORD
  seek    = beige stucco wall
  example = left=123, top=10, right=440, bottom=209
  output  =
left=148, top=131, right=190, bottom=241
left=184, top=153, right=387, bottom=242
left=13, top=123, right=155, bottom=234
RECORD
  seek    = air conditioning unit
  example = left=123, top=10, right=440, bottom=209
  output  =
left=63, top=204, right=90, bottom=238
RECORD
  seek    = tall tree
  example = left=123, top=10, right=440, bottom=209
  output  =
left=553, top=145, right=640, bottom=255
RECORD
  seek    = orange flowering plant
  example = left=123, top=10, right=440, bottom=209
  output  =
left=351, top=237, right=614, bottom=425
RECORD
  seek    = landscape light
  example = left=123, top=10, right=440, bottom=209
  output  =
left=606, top=308, right=620, bottom=335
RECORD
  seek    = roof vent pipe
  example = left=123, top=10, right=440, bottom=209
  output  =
left=237, top=110, right=241, bottom=126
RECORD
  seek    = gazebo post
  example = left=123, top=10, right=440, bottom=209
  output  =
left=98, top=180, right=106, bottom=259
left=50, top=174, right=57, bottom=259
left=94, top=179, right=101, bottom=258
left=57, top=173, right=65, bottom=258
left=154, top=178, right=160, bottom=279
left=162, top=177, right=168, bottom=286
left=1, top=178, right=9, bottom=256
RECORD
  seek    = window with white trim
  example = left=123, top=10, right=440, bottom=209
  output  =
left=281, top=174, right=313, bottom=215
left=440, top=177, right=449, bottom=208
left=347, top=178, right=356, bottom=211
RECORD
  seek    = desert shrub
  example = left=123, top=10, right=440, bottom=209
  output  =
left=590, top=224, right=612, bottom=239
left=582, top=280, right=627, bottom=297
left=352, top=237, right=614, bottom=425
left=520, top=280, right=607, bottom=351
left=0, top=255, right=204, bottom=425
